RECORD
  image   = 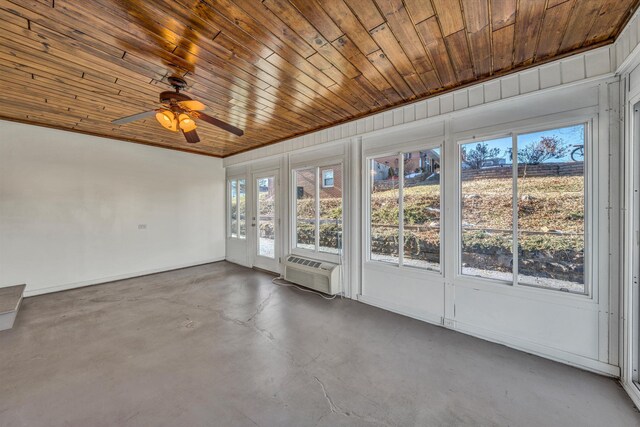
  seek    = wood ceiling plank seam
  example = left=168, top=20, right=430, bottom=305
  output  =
left=428, top=11, right=464, bottom=84
left=374, top=0, right=442, bottom=90
left=262, top=0, right=364, bottom=90
left=207, top=0, right=317, bottom=60
left=461, top=0, right=492, bottom=78
left=431, top=0, right=465, bottom=36
left=369, top=22, right=427, bottom=95
left=366, top=48, right=416, bottom=99
left=0, top=52, right=158, bottom=112
left=414, top=16, right=458, bottom=88
left=61, top=0, right=298, bottom=108
left=490, top=0, right=517, bottom=30
left=264, top=52, right=362, bottom=116
left=331, top=35, right=403, bottom=104
left=229, top=0, right=317, bottom=59
left=491, top=23, right=515, bottom=72
left=444, top=29, right=475, bottom=83
left=403, top=0, right=436, bottom=25
left=132, top=1, right=356, bottom=120
left=558, top=0, right=604, bottom=52
left=513, top=0, right=548, bottom=66
left=173, top=47, right=340, bottom=125
left=0, top=17, right=167, bottom=86
left=306, top=52, right=382, bottom=109
left=535, top=0, right=577, bottom=60
left=221, top=39, right=354, bottom=119
left=314, top=0, right=380, bottom=56
left=166, top=0, right=274, bottom=60
left=585, top=0, right=638, bottom=45
left=342, top=0, right=386, bottom=32
left=15, top=0, right=187, bottom=76
left=287, top=0, right=343, bottom=42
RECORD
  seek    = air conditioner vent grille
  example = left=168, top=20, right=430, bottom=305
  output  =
left=287, top=256, right=321, bottom=269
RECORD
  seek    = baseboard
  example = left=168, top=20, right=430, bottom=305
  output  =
left=357, top=293, right=620, bottom=378
left=23, top=257, right=226, bottom=297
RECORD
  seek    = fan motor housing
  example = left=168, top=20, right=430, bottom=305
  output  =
left=159, top=91, right=192, bottom=105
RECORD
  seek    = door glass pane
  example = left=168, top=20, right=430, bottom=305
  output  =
left=403, top=148, right=441, bottom=270
left=238, top=179, right=246, bottom=239
left=295, top=168, right=316, bottom=251
left=460, top=138, right=513, bottom=281
left=230, top=180, right=238, bottom=238
left=370, top=156, right=400, bottom=265
left=516, top=124, right=585, bottom=293
left=319, top=165, right=342, bottom=254
left=257, top=177, right=275, bottom=258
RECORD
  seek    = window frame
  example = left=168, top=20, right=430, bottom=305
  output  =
left=454, top=117, right=594, bottom=299
left=364, top=138, right=444, bottom=275
left=290, top=158, right=344, bottom=262
left=227, top=176, right=247, bottom=240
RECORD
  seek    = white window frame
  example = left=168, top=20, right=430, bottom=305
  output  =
left=290, top=158, right=344, bottom=263
left=364, top=138, right=444, bottom=275
left=227, top=176, right=247, bottom=240
left=454, top=116, right=595, bottom=299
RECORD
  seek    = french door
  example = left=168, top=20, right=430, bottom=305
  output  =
left=252, top=171, right=280, bottom=272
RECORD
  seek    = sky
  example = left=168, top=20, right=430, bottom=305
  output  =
left=462, top=124, right=585, bottom=164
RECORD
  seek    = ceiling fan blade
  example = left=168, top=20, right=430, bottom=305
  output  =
left=178, top=100, right=206, bottom=111
left=111, top=109, right=158, bottom=125
left=182, top=128, right=200, bottom=144
left=193, top=112, right=244, bottom=136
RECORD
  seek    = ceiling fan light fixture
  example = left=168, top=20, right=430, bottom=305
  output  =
left=155, top=110, right=178, bottom=131
left=178, top=113, right=197, bottom=132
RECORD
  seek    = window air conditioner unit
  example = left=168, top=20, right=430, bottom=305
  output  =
left=283, top=255, right=342, bottom=295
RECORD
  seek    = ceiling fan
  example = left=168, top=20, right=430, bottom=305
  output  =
left=111, top=76, right=243, bottom=144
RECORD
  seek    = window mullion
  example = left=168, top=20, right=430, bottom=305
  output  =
left=399, top=154, right=404, bottom=267
left=315, top=167, right=320, bottom=252
left=512, top=134, right=519, bottom=286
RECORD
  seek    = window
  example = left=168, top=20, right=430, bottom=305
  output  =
left=459, top=124, right=586, bottom=294
left=322, top=169, right=334, bottom=188
left=460, top=137, right=513, bottom=281
left=293, top=164, right=343, bottom=255
left=228, top=178, right=246, bottom=239
left=369, top=148, right=441, bottom=271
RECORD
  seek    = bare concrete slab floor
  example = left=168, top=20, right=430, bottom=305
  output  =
left=0, top=261, right=638, bottom=426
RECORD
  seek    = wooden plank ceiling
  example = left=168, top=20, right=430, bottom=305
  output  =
left=0, top=0, right=637, bottom=157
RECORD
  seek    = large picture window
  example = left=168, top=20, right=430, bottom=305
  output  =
left=293, top=164, right=343, bottom=255
left=459, top=124, right=586, bottom=294
left=369, top=147, right=441, bottom=271
left=228, top=178, right=246, bottom=239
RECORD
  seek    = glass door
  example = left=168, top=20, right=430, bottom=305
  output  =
left=253, top=171, right=279, bottom=272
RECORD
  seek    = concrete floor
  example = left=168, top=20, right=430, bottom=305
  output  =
left=1, top=262, right=638, bottom=427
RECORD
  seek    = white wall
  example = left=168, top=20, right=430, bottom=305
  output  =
left=0, top=120, right=226, bottom=296
left=224, top=46, right=622, bottom=377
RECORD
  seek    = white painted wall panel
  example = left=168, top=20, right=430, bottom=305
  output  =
left=0, top=121, right=225, bottom=296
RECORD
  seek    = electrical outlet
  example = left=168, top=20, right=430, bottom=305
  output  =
left=138, top=224, right=147, bottom=229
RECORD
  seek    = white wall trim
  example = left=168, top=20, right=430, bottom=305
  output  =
left=357, top=294, right=444, bottom=326
left=622, top=381, right=640, bottom=409
left=358, top=293, right=619, bottom=377
left=23, top=258, right=225, bottom=297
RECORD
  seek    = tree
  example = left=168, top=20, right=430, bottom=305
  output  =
left=461, top=142, right=501, bottom=169
left=510, top=136, right=568, bottom=165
